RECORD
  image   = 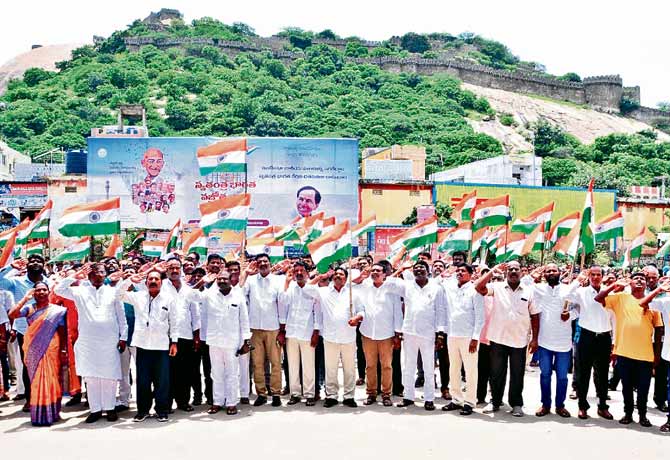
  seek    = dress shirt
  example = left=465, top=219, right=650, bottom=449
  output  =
left=532, top=282, right=578, bottom=352
left=161, top=279, right=201, bottom=340
left=0, top=267, right=51, bottom=334
left=194, top=287, right=250, bottom=349
left=118, top=280, right=178, bottom=350
left=0, top=290, right=14, bottom=326
left=243, top=273, right=284, bottom=330
left=565, top=284, right=613, bottom=333
left=486, top=281, right=539, bottom=348
left=304, top=284, right=356, bottom=344
left=279, top=282, right=321, bottom=341
left=352, top=278, right=404, bottom=340
left=444, top=281, right=484, bottom=340
left=650, top=297, right=670, bottom=361
left=391, top=278, right=447, bottom=339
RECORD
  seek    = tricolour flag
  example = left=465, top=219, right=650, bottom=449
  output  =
left=472, top=195, right=510, bottom=231
left=307, top=221, right=352, bottom=273
left=15, top=218, right=32, bottom=246
left=486, top=227, right=507, bottom=255
left=553, top=225, right=580, bottom=260
left=58, top=198, right=120, bottom=237
left=275, top=216, right=303, bottom=242
left=521, top=223, right=545, bottom=254
left=197, top=138, right=247, bottom=176
left=251, top=226, right=284, bottom=239
left=165, top=219, right=182, bottom=253
left=437, top=221, right=472, bottom=254
left=623, top=228, right=646, bottom=268
left=52, top=237, right=90, bottom=262
left=548, top=212, right=580, bottom=248
left=104, top=234, right=123, bottom=259
left=142, top=240, right=166, bottom=259
left=594, top=210, right=624, bottom=243
left=199, top=193, right=250, bottom=235
left=246, top=237, right=284, bottom=264
left=495, top=230, right=526, bottom=262
left=183, top=228, right=208, bottom=257
left=453, top=190, right=477, bottom=222
left=25, top=241, right=44, bottom=256
left=395, top=216, right=438, bottom=251
left=471, top=227, right=488, bottom=256
left=511, top=202, right=554, bottom=234
left=0, top=231, right=17, bottom=268
left=351, top=215, right=376, bottom=239
left=0, top=227, right=15, bottom=248
left=657, top=239, right=670, bottom=260
left=580, top=178, right=596, bottom=254
left=28, top=200, right=52, bottom=240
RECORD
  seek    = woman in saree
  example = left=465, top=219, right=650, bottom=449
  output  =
left=9, top=282, right=68, bottom=426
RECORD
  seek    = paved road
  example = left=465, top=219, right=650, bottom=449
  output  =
left=1, top=368, right=668, bottom=459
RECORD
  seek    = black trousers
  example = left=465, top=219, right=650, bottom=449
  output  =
left=477, top=343, right=491, bottom=403
left=489, top=342, right=526, bottom=408
left=16, top=333, right=30, bottom=400
left=653, top=356, right=669, bottom=407
left=194, top=343, right=212, bottom=404
left=392, top=347, right=403, bottom=395
left=437, top=342, right=450, bottom=391
left=136, top=348, right=170, bottom=416
left=315, top=336, right=325, bottom=394
left=169, top=338, right=198, bottom=407
left=618, top=356, right=652, bottom=417
left=356, top=326, right=366, bottom=380
left=576, top=329, right=611, bottom=410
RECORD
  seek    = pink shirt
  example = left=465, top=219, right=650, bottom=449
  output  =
left=486, top=282, right=539, bottom=348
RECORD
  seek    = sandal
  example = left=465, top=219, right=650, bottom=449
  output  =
left=207, top=405, right=222, bottom=414
left=226, top=406, right=238, bottom=415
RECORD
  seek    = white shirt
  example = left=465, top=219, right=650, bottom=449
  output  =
left=119, top=280, right=178, bottom=350
left=0, top=290, right=13, bottom=326
left=195, top=286, right=250, bottom=349
left=392, top=278, right=447, bottom=340
left=304, top=284, right=357, bottom=344
left=55, top=278, right=128, bottom=379
left=243, top=273, right=284, bottom=331
left=532, top=282, right=578, bottom=352
left=280, top=282, right=321, bottom=342
left=161, top=279, right=201, bottom=340
left=486, top=282, right=539, bottom=348
left=566, top=284, right=613, bottom=333
left=353, top=278, right=404, bottom=340
left=649, top=296, right=670, bottom=361
left=444, top=281, right=484, bottom=340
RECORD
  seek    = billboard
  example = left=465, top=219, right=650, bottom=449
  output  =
left=0, top=182, right=48, bottom=209
left=434, top=182, right=617, bottom=223
left=87, top=137, right=359, bottom=231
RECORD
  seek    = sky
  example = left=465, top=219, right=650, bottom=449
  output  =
left=2, top=0, right=668, bottom=106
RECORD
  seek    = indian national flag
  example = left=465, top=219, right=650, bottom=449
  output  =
left=657, top=238, right=670, bottom=259
left=387, top=246, right=406, bottom=267
left=594, top=210, right=624, bottom=243
left=28, top=200, right=52, bottom=240
left=623, top=228, right=646, bottom=268
left=486, top=227, right=507, bottom=255
left=104, top=234, right=123, bottom=259
left=521, top=223, right=545, bottom=253
left=307, top=221, right=352, bottom=273
left=199, top=193, right=250, bottom=235
left=25, top=241, right=44, bottom=256
left=251, top=226, right=284, bottom=239
left=495, top=230, right=526, bottom=262
left=197, top=138, right=247, bottom=176
left=548, top=212, right=580, bottom=248
left=0, top=231, right=17, bottom=268
left=0, top=227, right=15, bottom=248
left=437, top=221, right=471, bottom=254
left=52, top=237, right=90, bottom=262
left=58, top=198, right=120, bottom=237
left=275, top=217, right=303, bottom=241
left=15, top=218, right=32, bottom=246
left=453, top=190, right=477, bottom=222
left=183, top=228, right=208, bottom=257
left=580, top=178, right=596, bottom=254
left=471, top=227, right=488, bottom=255
left=166, top=219, right=182, bottom=252
left=396, top=216, right=438, bottom=251
left=554, top=225, right=580, bottom=260
left=246, top=237, right=284, bottom=264
left=511, top=202, right=554, bottom=234
left=142, top=240, right=166, bottom=259
left=351, top=214, right=376, bottom=244
left=472, top=195, right=510, bottom=231
left=302, top=212, right=326, bottom=241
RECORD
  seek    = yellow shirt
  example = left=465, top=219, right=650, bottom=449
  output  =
left=605, top=292, right=663, bottom=362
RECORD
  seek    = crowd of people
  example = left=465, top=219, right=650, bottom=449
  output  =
left=0, top=249, right=669, bottom=433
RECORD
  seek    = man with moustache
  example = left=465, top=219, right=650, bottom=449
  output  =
left=643, top=265, right=669, bottom=412
left=225, top=259, right=251, bottom=405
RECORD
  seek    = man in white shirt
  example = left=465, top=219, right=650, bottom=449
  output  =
left=304, top=267, right=359, bottom=408
left=196, top=270, right=251, bottom=415
left=280, top=261, right=321, bottom=406
left=565, top=265, right=614, bottom=420
left=475, top=261, right=539, bottom=417
left=394, top=260, right=447, bottom=411
left=118, top=270, right=178, bottom=423
left=442, top=263, right=484, bottom=415
left=162, top=258, right=201, bottom=413
left=226, top=259, right=251, bottom=405
left=350, top=262, right=403, bottom=407
left=55, top=263, right=128, bottom=423
left=531, top=264, right=579, bottom=418
left=241, top=254, right=284, bottom=407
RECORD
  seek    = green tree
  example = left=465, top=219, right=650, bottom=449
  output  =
left=400, top=33, right=430, bottom=53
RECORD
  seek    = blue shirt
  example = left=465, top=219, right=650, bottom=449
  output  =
left=0, top=267, right=52, bottom=334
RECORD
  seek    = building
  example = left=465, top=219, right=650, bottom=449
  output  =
left=361, top=145, right=426, bottom=181
left=0, top=141, right=32, bottom=180
left=359, top=180, right=433, bottom=225
left=429, top=154, right=542, bottom=186
left=618, top=196, right=670, bottom=241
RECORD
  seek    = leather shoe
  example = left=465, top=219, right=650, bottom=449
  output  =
left=535, top=406, right=550, bottom=417
left=106, top=410, right=118, bottom=422
left=460, top=404, right=473, bottom=416
left=619, top=414, right=633, bottom=425
left=271, top=396, right=282, bottom=407
left=287, top=396, right=301, bottom=405
left=342, top=398, right=358, bottom=408
left=424, top=401, right=435, bottom=411
left=306, top=398, right=316, bottom=407
left=442, top=402, right=462, bottom=412
left=639, top=416, right=652, bottom=427
left=597, top=408, right=614, bottom=420
left=657, top=404, right=669, bottom=413
left=323, top=398, right=338, bottom=408
left=65, top=394, right=82, bottom=407
left=22, top=403, right=30, bottom=413
left=253, top=396, right=267, bottom=407
left=85, top=411, right=103, bottom=423
left=396, top=398, right=415, bottom=408
left=240, top=398, right=250, bottom=405
left=555, top=407, right=571, bottom=418
left=363, top=395, right=376, bottom=406
left=578, top=409, right=589, bottom=420
left=13, top=394, right=26, bottom=401
left=114, top=404, right=129, bottom=413
left=660, top=421, right=670, bottom=432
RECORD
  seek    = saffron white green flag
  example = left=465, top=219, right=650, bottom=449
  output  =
left=594, top=210, right=624, bottom=243
left=199, top=193, right=250, bottom=235
left=307, top=221, right=352, bottom=273
left=183, top=228, right=208, bottom=257
left=548, top=212, right=580, bottom=248
left=58, top=198, right=120, bottom=237
left=472, top=195, right=510, bottom=231
left=25, top=241, right=44, bottom=256
left=396, top=216, right=438, bottom=251
left=453, top=190, right=477, bottom=222
left=28, top=200, right=52, bottom=240
left=437, top=221, right=471, bottom=254
left=196, top=138, right=247, bottom=176
left=52, top=237, right=90, bottom=262
left=511, top=202, right=554, bottom=234
left=246, top=237, right=284, bottom=264
left=142, top=240, right=165, bottom=259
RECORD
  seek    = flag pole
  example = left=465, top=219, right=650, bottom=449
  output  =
left=348, top=256, right=353, bottom=318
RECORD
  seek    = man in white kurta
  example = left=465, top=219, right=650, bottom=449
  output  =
left=55, top=263, right=127, bottom=423
left=196, top=270, right=251, bottom=415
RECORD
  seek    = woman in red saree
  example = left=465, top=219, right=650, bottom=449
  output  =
left=9, top=282, right=68, bottom=426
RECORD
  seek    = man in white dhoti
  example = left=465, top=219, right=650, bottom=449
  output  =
left=55, top=263, right=127, bottom=423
